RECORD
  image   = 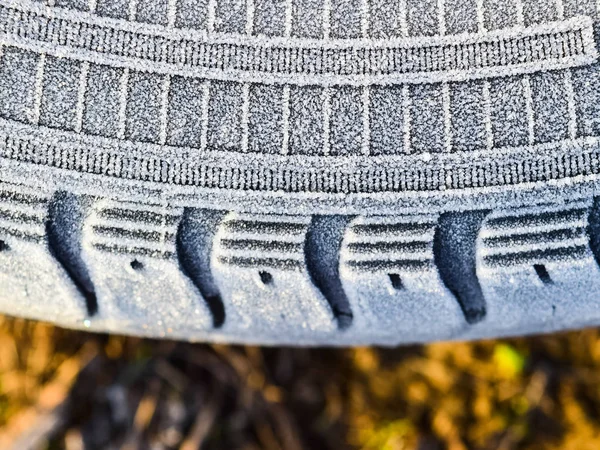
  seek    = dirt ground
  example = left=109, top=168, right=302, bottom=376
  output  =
left=1, top=316, right=600, bottom=450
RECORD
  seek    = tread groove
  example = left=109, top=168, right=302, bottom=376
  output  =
left=433, top=211, right=489, bottom=325
left=176, top=208, right=227, bottom=328
left=305, top=215, right=354, bottom=330
left=587, top=198, right=600, bottom=271
left=46, top=191, right=98, bottom=317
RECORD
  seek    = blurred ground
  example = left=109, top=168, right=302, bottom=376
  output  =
left=1, top=317, right=600, bottom=449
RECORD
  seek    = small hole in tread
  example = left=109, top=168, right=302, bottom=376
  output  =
left=534, top=264, right=553, bottom=285
left=0, top=240, right=9, bottom=252
left=388, top=273, right=404, bottom=290
left=130, top=259, right=144, bottom=271
left=259, top=271, right=273, bottom=285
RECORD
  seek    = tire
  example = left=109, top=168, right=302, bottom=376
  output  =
left=0, top=0, right=600, bottom=345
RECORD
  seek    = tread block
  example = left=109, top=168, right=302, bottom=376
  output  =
left=39, top=56, right=80, bottom=131
left=522, top=0, right=558, bottom=25
left=54, top=0, right=89, bottom=11
left=473, top=202, right=600, bottom=336
left=339, top=216, right=467, bottom=343
left=248, top=84, right=284, bottom=154
left=81, top=201, right=213, bottom=335
left=288, top=86, right=324, bottom=155
left=563, top=0, right=596, bottom=19
left=573, top=63, right=600, bottom=138
left=167, top=76, right=206, bottom=148
left=135, top=0, right=168, bottom=25
left=406, top=0, right=438, bottom=37
left=450, top=81, right=487, bottom=152
left=95, top=0, right=130, bottom=20
left=214, top=0, right=248, bottom=33
left=409, top=84, right=445, bottom=153
left=0, top=183, right=88, bottom=325
left=82, top=64, right=124, bottom=138
left=444, top=0, right=478, bottom=34
left=174, top=0, right=210, bottom=30
left=489, top=77, right=530, bottom=148
left=329, top=87, right=364, bottom=156
left=329, top=0, right=362, bottom=39
left=0, top=47, right=39, bottom=124
left=124, top=71, right=164, bottom=144
left=211, top=213, right=337, bottom=339
left=253, top=0, right=286, bottom=36
left=207, top=81, right=243, bottom=151
left=530, top=71, right=570, bottom=144
left=482, top=0, right=519, bottom=30
left=368, top=0, right=403, bottom=38
left=291, top=0, right=324, bottom=38
left=369, top=85, right=406, bottom=155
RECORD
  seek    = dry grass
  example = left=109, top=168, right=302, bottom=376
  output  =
left=1, top=316, right=600, bottom=449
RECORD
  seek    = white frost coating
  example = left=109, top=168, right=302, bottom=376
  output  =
left=482, top=80, right=493, bottom=150
left=398, top=0, right=408, bottom=37
left=361, top=86, right=371, bottom=156
left=245, top=0, right=254, bottom=35
left=199, top=81, right=211, bottom=152
left=402, top=85, right=411, bottom=154
left=283, top=0, right=293, bottom=37
left=281, top=85, right=290, bottom=155
left=240, top=83, right=250, bottom=153
left=167, top=0, right=178, bottom=28
left=556, top=0, right=565, bottom=20
left=206, top=0, right=217, bottom=33
left=74, top=61, right=89, bottom=133
left=564, top=70, right=578, bottom=140
left=521, top=75, right=535, bottom=146
left=322, top=87, right=331, bottom=156
left=127, top=0, right=137, bottom=21
left=0, top=1, right=595, bottom=86
left=475, top=0, right=486, bottom=32
left=30, top=52, right=45, bottom=125
left=322, top=0, right=331, bottom=39
left=514, top=0, right=525, bottom=26
left=117, top=68, right=129, bottom=140
left=158, top=75, right=171, bottom=146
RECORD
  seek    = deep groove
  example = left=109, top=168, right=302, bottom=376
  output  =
left=433, top=211, right=489, bottom=325
left=388, top=273, right=404, bottom=290
left=587, top=198, right=600, bottom=271
left=176, top=208, right=227, bottom=328
left=0, top=240, right=9, bottom=252
left=305, top=215, right=354, bottom=330
left=534, top=264, right=553, bottom=285
left=46, top=191, right=98, bottom=317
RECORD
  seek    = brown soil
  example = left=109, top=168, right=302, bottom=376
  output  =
left=1, top=316, right=600, bottom=450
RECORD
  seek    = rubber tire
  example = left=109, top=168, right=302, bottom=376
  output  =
left=1, top=0, right=600, bottom=345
